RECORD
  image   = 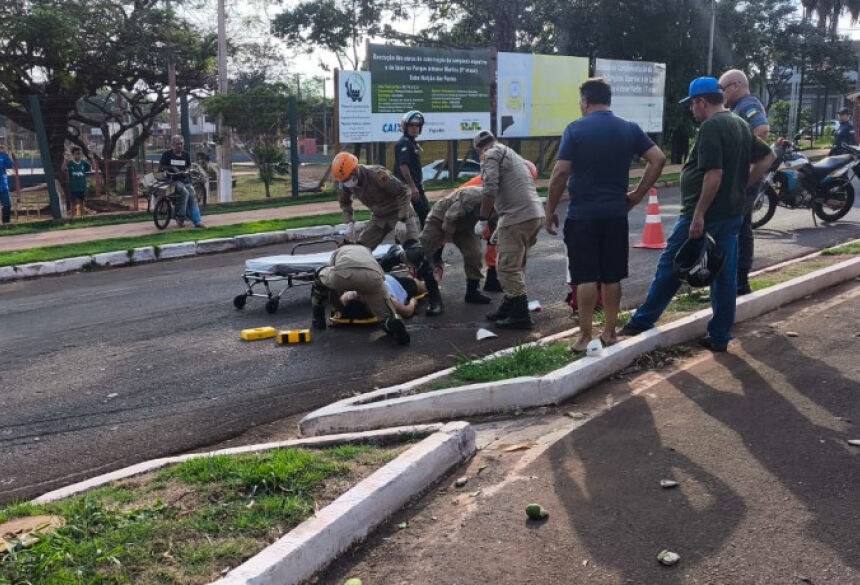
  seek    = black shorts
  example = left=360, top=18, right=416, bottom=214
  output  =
left=564, top=217, right=629, bottom=284
left=70, top=191, right=86, bottom=202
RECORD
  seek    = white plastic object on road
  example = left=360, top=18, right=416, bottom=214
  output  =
left=586, top=339, right=604, bottom=357
left=528, top=300, right=542, bottom=312
left=476, top=328, right=497, bottom=341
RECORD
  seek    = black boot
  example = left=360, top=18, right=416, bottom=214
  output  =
left=483, top=267, right=502, bottom=292
left=495, top=295, right=533, bottom=329
left=424, top=273, right=443, bottom=316
left=486, top=295, right=514, bottom=321
left=1, top=206, right=9, bottom=225
left=382, top=316, right=410, bottom=345
left=465, top=278, right=491, bottom=304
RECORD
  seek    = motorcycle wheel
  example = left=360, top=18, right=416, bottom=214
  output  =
left=153, top=196, right=172, bottom=230
left=813, top=182, right=855, bottom=223
left=751, top=187, right=777, bottom=229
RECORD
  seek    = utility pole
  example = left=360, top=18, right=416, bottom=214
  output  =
left=216, top=0, right=233, bottom=202
left=707, top=0, right=716, bottom=76
left=167, top=0, right=178, bottom=136
left=322, top=79, right=328, bottom=155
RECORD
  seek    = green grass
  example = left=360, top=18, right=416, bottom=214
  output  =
left=822, top=241, right=860, bottom=256
left=629, top=172, right=682, bottom=185
left=0, top=445, right=395, bottom=585
left=0, top=211, right=371, bottom=267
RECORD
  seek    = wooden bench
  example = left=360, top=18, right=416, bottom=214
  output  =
left=15, top=189, right=48, bottom=220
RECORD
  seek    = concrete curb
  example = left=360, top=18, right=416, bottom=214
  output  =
left=299, top=255, right=860, bottom=436
left=210, top=422, right=475, bottom=585
left=0, top=221, right=368, bottom=283
left=33, top=423, right=443, bottom=504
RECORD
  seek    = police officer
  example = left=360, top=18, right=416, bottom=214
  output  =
left=719, top=69, right=770, bottom=296
left=331, top=151, right=443, bottom=316
left=419, top=185, right=492, bottom=305
left=394, top=110, right=430, bottom=227
left=833, top=107, right=857, bottom=154
left=311, top=244, right=410, bottom=345
left=472, top=130, right=545, bottom=329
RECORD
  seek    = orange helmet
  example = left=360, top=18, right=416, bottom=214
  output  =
left=331, top=152, right=359, bottom=182
left=524, top=160, right=538, bottom=180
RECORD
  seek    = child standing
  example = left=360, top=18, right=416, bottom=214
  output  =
left=65, top=147, right=93, bottom=217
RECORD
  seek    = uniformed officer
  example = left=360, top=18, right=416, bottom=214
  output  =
left=311, top=244, right=410, bottom=345
left=719, top=69, right=770, bottom=296
left=472, top=130, right=545, bottom=329
left=833, top=107, right=857, bottom=153
left=419, top=185, right=492, bottom=305
left=331, top=151, right=443, bottom=316
left=394, top=110, right=430, bottom=227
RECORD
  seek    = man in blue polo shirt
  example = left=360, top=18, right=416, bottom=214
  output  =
left=545, top=77, right=666, bottom=353
left=719, top=69, right=770, bottom=296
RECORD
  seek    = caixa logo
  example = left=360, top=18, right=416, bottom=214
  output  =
left=382, top=121, right=403, bottom=133
left=460, top=120, right=482, bottom=132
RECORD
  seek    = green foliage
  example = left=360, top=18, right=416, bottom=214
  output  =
left=204, top=84, right=291, bottom=148
left=451, top=343, right=577, bottom=384
left=252, top=145, right=290, bottom=198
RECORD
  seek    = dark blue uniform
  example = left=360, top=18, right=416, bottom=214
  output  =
left=731, top=93, right=769, bottom=295
left=833, top=121, right=856, bottom=151
left=394, top=135, right=430, bottom=227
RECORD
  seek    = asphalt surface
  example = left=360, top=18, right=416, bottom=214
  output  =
left=1, top=186, right=859, bottom=503
left=315, top=280, right=860, bottom=585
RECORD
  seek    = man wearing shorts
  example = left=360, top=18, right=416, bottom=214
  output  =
left=545, top=77, right=666, bottom=353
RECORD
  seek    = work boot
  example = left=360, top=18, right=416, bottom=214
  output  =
left=383, top=316, right=410, bottom=345
left=425, top=274, right=443, bottom=316
left=495, top=295, right=533, bottom=329
left=464, top=278, right=491, bottom=304
left=483, top=267, right=503, bottom=292
left=486, top=295, right=514, bottom=321
left=312, top=305, right=327, bottom=330
left=1, top=206, right=10, bottom=224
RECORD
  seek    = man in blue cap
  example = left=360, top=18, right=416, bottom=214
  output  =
left=619, top=77, right=775, bottom=352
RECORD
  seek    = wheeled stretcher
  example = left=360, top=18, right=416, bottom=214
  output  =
left=233, top=239, right=397, bottom=315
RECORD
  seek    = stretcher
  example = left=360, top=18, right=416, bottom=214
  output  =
left=233, top=238, right=397, bottom=315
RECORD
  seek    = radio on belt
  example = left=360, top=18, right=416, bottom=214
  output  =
left=278, top=329, right=311, bottom=344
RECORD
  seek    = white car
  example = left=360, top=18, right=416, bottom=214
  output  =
left=421, top=159, right=481, bottom=183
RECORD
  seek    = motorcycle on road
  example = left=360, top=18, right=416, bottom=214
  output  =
left=752, top=138, right=857, bottom=229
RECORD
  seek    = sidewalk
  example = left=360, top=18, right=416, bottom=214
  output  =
left=316, top=279, right=860, bottom=584
left=0, top=164, right=684, bottom=254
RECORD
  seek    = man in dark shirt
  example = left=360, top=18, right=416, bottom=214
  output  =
left=545, top=77, right=666, bottom=352
left=620, top=77, right=775, bottom=352
left=393, top=110, right=430, bottom=227
left=833, top=107, right=856, bottom=153
left=719, top=69, right=770, bottom=296
left=159, top=135, right=205, bottom=228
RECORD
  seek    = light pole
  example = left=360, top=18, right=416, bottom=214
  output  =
left=216, top=0, right=233, bottom=202
left=707, top=0, right=716, bottom=76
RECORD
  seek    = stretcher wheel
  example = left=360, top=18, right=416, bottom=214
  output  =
left=265, top=298, right=279, bottom=314
left=233, top=294, right=247, bottom=310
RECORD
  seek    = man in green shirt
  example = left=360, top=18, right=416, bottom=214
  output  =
left=620, top=77, right=774, bottom=351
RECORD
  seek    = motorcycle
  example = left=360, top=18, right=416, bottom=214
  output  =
left=751, top=138, right=857, bottom=229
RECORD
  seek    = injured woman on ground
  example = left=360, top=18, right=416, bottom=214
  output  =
left=340, top=274, right=426, bottom=319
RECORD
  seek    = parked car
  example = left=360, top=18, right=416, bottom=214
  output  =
left=421, top=158, right=481, bottom=183
left=800, top=119, right=838, bottom=138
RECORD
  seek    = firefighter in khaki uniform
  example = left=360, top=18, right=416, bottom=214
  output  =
left=331, top=152, right=443, bottom=316
left=418, top=185, right=492, bottom=305
left=311, top=244, right=410, bottom=345
left=472, top=130, right=545, bottom=329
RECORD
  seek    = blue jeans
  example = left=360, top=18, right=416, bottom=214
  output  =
left=173, top=181, right=202, bottom=225
left=628, top=215, right=742, bottom=345
left=0, top=188, right=10, bottom=209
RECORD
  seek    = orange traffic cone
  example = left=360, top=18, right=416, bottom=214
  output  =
left=634, top=188, right=667, bottom=249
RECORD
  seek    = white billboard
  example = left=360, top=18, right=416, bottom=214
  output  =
left=594, top=59, right=666, bottom=133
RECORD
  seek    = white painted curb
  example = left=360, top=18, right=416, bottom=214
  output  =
left=34, top=424, right=443, bottom=504
left=210, top=422, right=475, bottom=585
left=299, top=255, right=860, bottom=436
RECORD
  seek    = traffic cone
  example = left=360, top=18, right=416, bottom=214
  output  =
left=634, top=188, right=667, bottom=249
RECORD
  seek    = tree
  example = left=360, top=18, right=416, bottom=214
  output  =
left=0, top=0, right=215, bottom=184
left=204, top=84, right=292, bottom=197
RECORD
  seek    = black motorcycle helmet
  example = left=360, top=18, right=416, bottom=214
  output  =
left=401, top=110, right=425, bottom=133
left=673, top=233, right=727, bottom=288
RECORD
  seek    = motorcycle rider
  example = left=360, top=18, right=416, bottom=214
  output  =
left=159, top=135, right=205, bottom=228
left=331, top=151, right=443, bottom=316
left=832, top=107, right=857, bottom=155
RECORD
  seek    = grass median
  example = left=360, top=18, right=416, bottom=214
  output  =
left=0, top=211, right=372, bottom=268
left=0, top=444, right=402, bottom=585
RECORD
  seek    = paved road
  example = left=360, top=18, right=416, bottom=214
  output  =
left=1, top=186, right=858, bottom=503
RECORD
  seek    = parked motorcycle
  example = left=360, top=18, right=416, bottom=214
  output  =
left=752, top=138, right=857, bottom=228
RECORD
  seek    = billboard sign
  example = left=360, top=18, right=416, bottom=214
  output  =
left=497, top=53, right=589, bottom=138
left=594, top=59, right=666, bottom=133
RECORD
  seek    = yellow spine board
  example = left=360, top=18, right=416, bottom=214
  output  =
left=240, top=327, right=277, bottom=341
left=278, top=329, right=311, bottom=344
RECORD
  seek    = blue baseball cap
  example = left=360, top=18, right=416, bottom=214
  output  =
left=679, top=77, right=723, bottom=103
